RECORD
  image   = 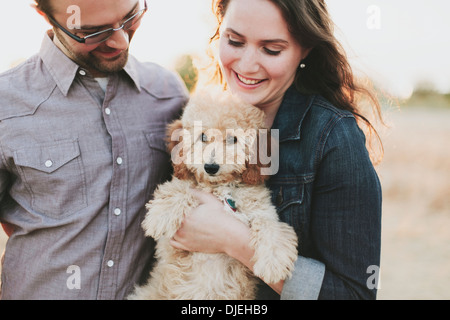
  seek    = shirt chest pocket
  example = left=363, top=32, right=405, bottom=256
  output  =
left=143, top=128, right=172, bottom=192
left=13, top=139, right=87, bottom=219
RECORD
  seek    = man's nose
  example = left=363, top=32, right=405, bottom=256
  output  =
left=105, top=29, right=129, bottom=50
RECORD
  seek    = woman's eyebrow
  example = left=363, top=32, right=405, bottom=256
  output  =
left=225, top=28, right=244, bottom=38
left=260, top=39, right=289, bottom=45
left=79, top=2, right=140, bottom=30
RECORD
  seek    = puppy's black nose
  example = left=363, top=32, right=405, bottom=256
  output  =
left=204, top=163, right=220, bottom=175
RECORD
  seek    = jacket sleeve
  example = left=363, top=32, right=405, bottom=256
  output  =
left=281, top=116, right=382, bottom=300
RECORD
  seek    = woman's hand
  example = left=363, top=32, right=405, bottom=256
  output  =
left=170, top=188, right=250, bottom=255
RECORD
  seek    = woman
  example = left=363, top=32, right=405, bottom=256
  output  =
left=170, top=0, right=383, bottom=299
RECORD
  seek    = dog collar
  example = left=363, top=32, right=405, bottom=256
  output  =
left=224, top=195, right=237, bottom=213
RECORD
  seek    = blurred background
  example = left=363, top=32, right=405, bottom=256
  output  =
left=1, top=0, right=449, bottom=299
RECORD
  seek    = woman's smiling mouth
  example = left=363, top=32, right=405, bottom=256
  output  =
left=235, top=71, right=266, bottom=86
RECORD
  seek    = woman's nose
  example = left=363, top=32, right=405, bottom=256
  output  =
left=237, top=47, right=260, bottom=74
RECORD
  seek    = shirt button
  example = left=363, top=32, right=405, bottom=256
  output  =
left=107, top=260, right=114, bottom=268
left=105, top=108, right=111, bottom=115
left=114, top=208, right=121, bottom=216
left=45, top=160, right=53, bottom=168
left=79, top=70, right=86, bottom=76
left=116, top=157, right=123, bottom=165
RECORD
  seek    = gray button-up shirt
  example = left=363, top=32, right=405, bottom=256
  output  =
left=0, top=31, right=188, bottom=299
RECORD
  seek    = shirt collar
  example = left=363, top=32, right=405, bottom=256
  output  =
left=39, top=30, right=80, bottom=97
left=123, top=56, right=141, bottom=93
left=39, top=30, right=142, bottom=95
left=271, top=86, right=315, bottom=142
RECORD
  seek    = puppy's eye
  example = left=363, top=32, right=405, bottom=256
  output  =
left=200, top=133, right=208, bottom=142
left=226, top=135, right=238, bottom=145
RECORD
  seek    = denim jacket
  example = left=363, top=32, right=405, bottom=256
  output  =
left=260, top=86, right=382, bottom=300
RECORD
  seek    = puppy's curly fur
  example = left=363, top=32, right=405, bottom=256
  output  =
left=128, top=89, right=298, bottom=300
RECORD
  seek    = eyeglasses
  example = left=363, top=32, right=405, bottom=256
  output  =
left=47, top=0, right=147, bottom=45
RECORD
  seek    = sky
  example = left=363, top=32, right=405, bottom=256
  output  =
left=1, top=0, right=449, bottom=98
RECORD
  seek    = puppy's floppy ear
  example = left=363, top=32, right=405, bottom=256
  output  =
left=166, top=119, right=183, bottom=154
left=172, top=159, right=194, bottom=181
left=242, top=162, right=268, bottom=185
left=166, top=119, right=194, bottom=181
left=241, top=129, right=271, bottom=185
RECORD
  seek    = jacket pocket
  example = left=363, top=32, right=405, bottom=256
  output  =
left=269, top=174, right=314, bottom=239
left=272, top=184, right=305, bottom=230
left=13, top=139, right=87, bottom=218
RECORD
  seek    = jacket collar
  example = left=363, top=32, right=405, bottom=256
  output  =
left=39, top=30, right=141, bottom=96
left=271, top=85, right=315, bottom=142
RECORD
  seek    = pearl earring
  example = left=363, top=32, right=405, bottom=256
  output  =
left=300, top=63, right=306, bottom=69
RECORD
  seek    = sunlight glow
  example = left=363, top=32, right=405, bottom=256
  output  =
left=1, top=0, right=449, bottom=98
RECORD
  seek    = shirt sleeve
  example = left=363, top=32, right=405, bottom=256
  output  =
left=0, top=147, right=9, bottom=204
left=281, top=116, right=382, bottom=300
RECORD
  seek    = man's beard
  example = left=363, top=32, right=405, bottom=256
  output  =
left=54, top=29, right=129, bottom=76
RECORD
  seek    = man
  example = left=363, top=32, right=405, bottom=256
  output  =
left=0, top=0, right=188, bottom=299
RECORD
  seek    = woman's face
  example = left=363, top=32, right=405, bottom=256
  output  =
left=219, top=0, right=308, bottom=112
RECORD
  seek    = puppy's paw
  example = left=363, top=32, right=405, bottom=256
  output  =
left=251, top=221, right=298, bottom=284
left=142, top=199, right=188, bottom=239
left=141, top=180, right=197, bottom=239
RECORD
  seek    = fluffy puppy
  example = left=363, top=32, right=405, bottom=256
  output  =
left=129, top=89, right=298, bottom=300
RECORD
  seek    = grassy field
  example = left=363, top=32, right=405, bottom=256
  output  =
left=376, top=106, right=450, bottom=299
left=1, top=105, right=449, bottom=299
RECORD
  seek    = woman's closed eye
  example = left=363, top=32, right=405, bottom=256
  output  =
left=228, top=37, right=282, bottom=56
left=228, top=37, right=244, bottom=47
left=263, top=47, right=282, bottom=56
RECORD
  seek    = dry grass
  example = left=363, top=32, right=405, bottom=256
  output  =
left=1, top=106, right=449, bottom=299
left=376, top=106, right=450, bottom=299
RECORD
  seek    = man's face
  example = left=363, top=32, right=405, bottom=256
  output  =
left=48, top=0, right=144, bottom=77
